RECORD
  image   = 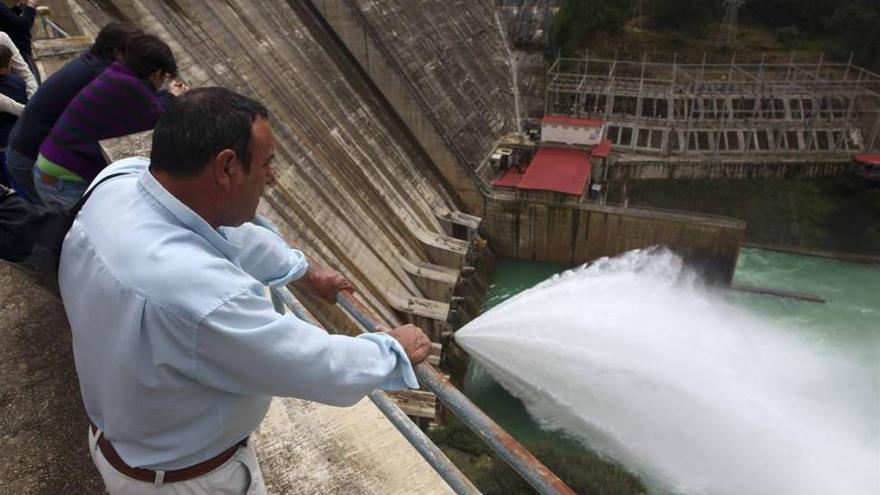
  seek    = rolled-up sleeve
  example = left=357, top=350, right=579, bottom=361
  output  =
left=220, top=223, right=308, bottom=287
left=0, top=32, right=36, bottom=97
left=193, top=289, right=418, bottom=406
left=0, top=93, right=23, bottom=116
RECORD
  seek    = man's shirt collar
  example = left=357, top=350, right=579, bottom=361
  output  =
left=138, top=167, right=240, bottom=262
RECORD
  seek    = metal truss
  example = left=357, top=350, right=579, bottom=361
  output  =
left=546, top=53, right=880, bottom=156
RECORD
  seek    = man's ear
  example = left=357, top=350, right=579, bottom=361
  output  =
left=211, top=149, right=237, bottom=192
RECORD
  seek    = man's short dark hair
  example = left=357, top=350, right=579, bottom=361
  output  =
left=0, top=45, right=12, bottom=70
left=123, top=33, right=177, bottom=80
left=90, top=22, right=142, bottom=59
left=151, top=87, right=270, bottom=177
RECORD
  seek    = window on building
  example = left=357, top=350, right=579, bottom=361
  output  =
left=757, top=131, right=770, bottom=150
left=650, top=130, right=664, bottom=149
left=786, top=131, right=800, bottom=150
left=727, top=131, right=740, bottom=150
left=607, top=126, right=620, bottom=144
left=637, top=129, right=650, bottom=148
left=816, top=131, right=830, bottom=150
left=620, top=127, right=633, bottom=146
left=697, top=131, right=711, bottom=150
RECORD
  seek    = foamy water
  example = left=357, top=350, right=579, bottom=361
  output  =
left=456, top=248, right=879, bottom=495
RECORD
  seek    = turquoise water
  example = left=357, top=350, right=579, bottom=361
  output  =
left=464, top=247, right=880, bottom=458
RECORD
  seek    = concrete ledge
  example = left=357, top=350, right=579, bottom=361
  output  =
left=255, top=397, right=452, bottom=494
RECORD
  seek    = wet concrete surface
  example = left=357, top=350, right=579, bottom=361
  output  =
left=0, top=264, right=104, bottom=494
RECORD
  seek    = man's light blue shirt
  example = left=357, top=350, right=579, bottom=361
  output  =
left=59, top=157, right=418, bottom=470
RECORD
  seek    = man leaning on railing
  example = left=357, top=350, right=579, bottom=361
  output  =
left=58, top=87, right=432, bottom=494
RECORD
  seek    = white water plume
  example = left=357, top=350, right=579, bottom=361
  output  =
left=456, top=248, right=879, bottom=495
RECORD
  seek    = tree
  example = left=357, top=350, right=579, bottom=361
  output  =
left=648, top=0, right=722, bottom=36
left=828, top=2, right=880, bottom=71
left=549, top=0, right=634, bottom=55
left=740, top=0, right=838, bottom=32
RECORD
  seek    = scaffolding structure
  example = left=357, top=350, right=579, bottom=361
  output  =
left=546, top=54, right=880, bottom=156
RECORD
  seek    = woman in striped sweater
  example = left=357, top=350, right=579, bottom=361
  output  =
left=33, top=33, right=188, bottom=209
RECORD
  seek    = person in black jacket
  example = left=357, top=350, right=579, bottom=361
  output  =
left=0, top=1, right=38, bottom=83
left=2, top=21, right=141, bottom=202
left=0, top=44, right=26, bottom=187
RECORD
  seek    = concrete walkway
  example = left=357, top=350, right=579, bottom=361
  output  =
left=0, top=264, right=105, bottom=494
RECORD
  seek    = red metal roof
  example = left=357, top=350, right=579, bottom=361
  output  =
left=854, top=154, right=880, bottom=165
left=591, top=139, right=612, bottom=158
left=542, top=115, right=604, bottom=128
left=491, top=167, right=526, bottom=189
left=517, top=147, right=591, bottom=196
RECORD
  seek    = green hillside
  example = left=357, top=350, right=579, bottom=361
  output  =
left=549, top=0, right=880, bottom=69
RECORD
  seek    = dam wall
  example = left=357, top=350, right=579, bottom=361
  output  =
left=312, top=0, right=517, bottom=213
left=606, top=157, right=854, bottom=180
left=480, top=189, right=746, bottom=283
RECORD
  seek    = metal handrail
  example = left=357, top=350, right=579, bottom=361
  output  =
left=253, top=214, right=572, bottom=493
left=334, top=291, right=576, bottom=495
left=268, top=286, right=480, bottom=494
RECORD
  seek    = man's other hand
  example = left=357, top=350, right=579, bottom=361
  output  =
left=298, top=265, right=353, bottom=303
left=379, top=324, right=432, bottom=365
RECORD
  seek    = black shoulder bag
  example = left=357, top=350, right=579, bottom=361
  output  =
left=0, top=173, right=127, bottom=295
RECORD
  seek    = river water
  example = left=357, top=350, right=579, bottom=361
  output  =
left=458, top=247, right=879, bottom=494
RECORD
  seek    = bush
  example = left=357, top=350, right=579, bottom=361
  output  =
left=828, top=2, right=880, bottom=71
left=774, top=26, right=803, bottom=46
left=550, top=0, right=634, bottom=55
left=648, top=0, right=723, bottom=36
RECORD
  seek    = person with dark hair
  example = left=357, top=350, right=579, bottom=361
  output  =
left=121, top=32, right=178, bottom=84
left=0, top=0, right=39, bottom=83
left=33, top=33, right=187, bottom=208
left=0, top=44, right=26, bottom=187
left=59, top=87, right=431, bottom=493
left=4, top=21, right=141, bottom=203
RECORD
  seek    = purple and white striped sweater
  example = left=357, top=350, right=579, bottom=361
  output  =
left=39, top=61, right=165, bottom=182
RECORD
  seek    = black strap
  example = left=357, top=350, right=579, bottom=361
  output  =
left=68, top=172, right=129, bottom=215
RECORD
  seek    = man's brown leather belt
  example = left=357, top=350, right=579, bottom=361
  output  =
left=89, top=423, right=245, bottom=483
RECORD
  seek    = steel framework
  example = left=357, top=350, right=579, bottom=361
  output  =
left=546, top=53, right=880, bottom=156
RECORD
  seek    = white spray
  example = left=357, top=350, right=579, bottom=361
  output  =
left=456, top=248, right=879, bottom=495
